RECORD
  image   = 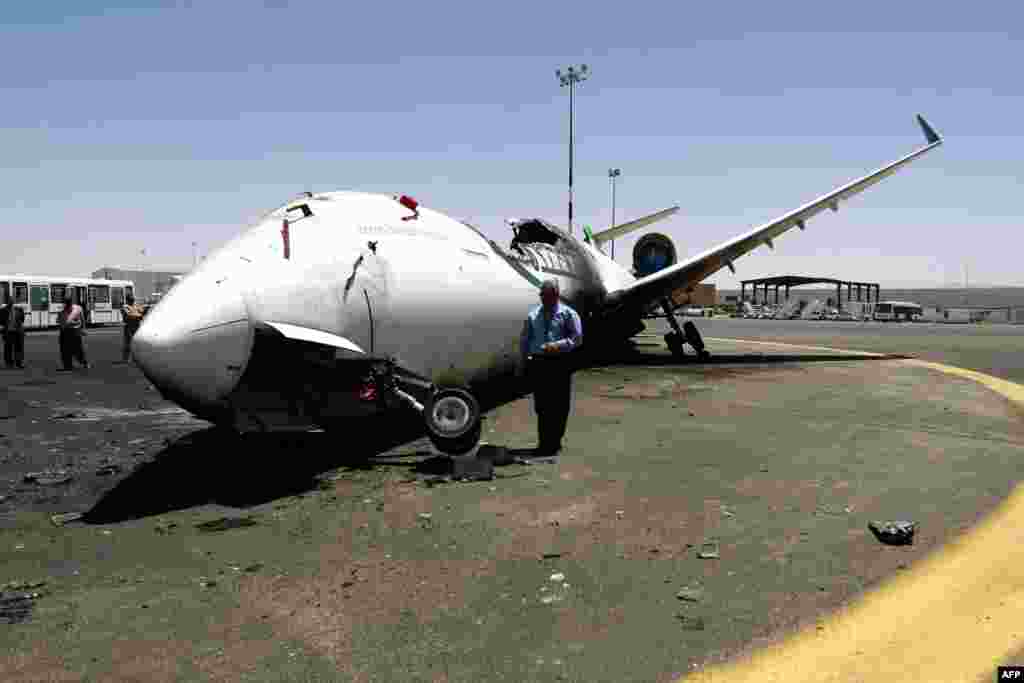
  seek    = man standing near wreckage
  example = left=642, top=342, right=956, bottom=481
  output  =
left=519, top=279, right=583, bottom=459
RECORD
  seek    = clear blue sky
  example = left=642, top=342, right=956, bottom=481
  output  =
left=1, top=1, right=1021, bottom=288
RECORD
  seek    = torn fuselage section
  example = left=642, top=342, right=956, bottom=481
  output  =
left=509, top=218, right=562, bottom=253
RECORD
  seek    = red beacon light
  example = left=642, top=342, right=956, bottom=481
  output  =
left=397, top=194, right=420, bottom=221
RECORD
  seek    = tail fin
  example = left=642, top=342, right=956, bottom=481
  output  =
left=590, top=206, right=680, bottom=246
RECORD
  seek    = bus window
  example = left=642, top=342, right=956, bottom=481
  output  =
left=0, top=282, right=8, bottom=303
left=90, top=285, right=110, bottom=304
left=875, top=303, right=892, bottom=314
left=126, top=286, right=134, bottom=300
left=51, top=284, right=67, bottom=304
left=13, top=282, right=27, bottom=304
left=30, top=285, right=49, bottom=311
left=111, top=287, right=124, bottom=307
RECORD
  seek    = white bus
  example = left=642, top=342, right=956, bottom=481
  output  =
left=0, top=275, right=135, bottom=329
left=873, top=300, right=923, bottom=322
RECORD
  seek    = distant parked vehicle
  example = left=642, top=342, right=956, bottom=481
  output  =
left=874, top=301, right=922, bottom=322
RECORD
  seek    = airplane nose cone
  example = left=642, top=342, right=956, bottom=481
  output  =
left=132, top=275, right=253, bottom=423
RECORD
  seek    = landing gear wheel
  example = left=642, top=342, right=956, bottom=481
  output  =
left=424, top=387, right=482, bottom=456
left=683, top=321, right=711, bottom=360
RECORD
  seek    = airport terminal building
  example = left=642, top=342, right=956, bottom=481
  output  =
left=91, top=267, right=187, bottom=303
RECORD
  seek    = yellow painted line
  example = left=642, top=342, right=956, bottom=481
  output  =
left=678, top=358, right=1024, bottom=683
left=703, top=337, right=887, bottom=357
left=636, top=333, right=888, bottom=357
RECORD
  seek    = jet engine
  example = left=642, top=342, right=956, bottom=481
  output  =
left=632, top=233, right=677, bottom=278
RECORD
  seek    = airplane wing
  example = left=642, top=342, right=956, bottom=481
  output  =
left=601, top=115, right=943, bottom=315
left=589, top=206, right=681, bottom=247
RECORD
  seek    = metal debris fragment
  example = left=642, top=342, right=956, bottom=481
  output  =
left=51, top=512, right=83, bottom=527
left=868, top=520, right=916, bottom=546
left=95, top=464, right=122, bottom=476
left=24, top=470, right=72, bottom=486
left=676, top=588, right=704, bottom=602
left=196, top=516, right=260, bottom=533
left=697, top=542, right=720, bottom=560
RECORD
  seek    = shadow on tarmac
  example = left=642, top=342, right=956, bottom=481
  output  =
left=83, top=347, right=904, bottom=523
left=82, top=414, right=431, bottom=524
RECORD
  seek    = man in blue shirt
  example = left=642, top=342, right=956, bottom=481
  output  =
left=519, top=279, right=583, bottom=459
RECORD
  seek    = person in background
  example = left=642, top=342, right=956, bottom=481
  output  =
left=0, top=294, right=26, bottom=369
left=121, top=293, right=144, bottom=362
left=518, top=278, right=583, bottom=460
left=57, top=294, right=89, bottom=371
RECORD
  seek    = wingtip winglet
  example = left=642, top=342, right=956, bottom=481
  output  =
left=916, top=114, right=941, bottom=145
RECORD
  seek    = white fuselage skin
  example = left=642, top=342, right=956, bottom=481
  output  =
left=131, top=191, right=639, bottom=428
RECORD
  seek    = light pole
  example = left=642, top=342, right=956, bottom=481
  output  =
left=192, top=241, right=198, bottom=268
left=608, top=167, right=621, bottom=259
left=556, top=63, right=589, bottom=236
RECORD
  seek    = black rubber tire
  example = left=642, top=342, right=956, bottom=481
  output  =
left=424, top=387, right=482, bottom=455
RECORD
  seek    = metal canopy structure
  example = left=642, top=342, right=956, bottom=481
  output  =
left=740, top=275, right=880, bottom=310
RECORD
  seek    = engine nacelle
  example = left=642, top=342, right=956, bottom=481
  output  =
left=632, top=233, right=677, bottom=278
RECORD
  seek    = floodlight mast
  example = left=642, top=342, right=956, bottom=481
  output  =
left=608, top=167, right=621, bottom=259
left=556, top=64, right=589, bottom=236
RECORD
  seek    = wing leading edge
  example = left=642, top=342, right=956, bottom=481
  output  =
left=601, top=115, right=943, bottom=315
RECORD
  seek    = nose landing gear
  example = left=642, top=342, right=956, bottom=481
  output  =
left=662, top=298, right=710, bottom=361
left=362, top=359, right=484, bottom=456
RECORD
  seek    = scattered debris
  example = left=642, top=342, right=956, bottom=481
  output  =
left=452, top=455, right=494, bottom=481
left=615, top=510, right=625, bottom=519
left=515, top=454, right=559, bottom=466
left=198, top=578, right=217, bottom=588
left=675, top=614, right=705, bottom=631
left=550, top=573, right=565, bottom=583
left=2, top=580, right=46, bottom=592
left=542, top=553, right=563, bottom=560
left=95, top=464, right=122, bottom=476
left=478, top=444, right=514, bottom=466
left=868, top=520, right=916, bottom=546
left=697, top=542, right=720, bottom=560
left=759, top=465, right=769, bottom=472
left=23, top=470, right=73, bottom=486
left=196, top=516, right=260, bottom=533
left=154, top=521, right=178, bottom=535
left=51, top=512, right=83, bottom=527
left=418, top=513, right=433, bottom=521
left=244, top=563, right=264, bottom=573
left=52, top=411, right=82, bottom=420
left=0, top=582, right=47, bottom=624
left=676, top=588, right=704, bottom=603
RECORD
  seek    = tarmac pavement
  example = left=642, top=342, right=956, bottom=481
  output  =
left=1, top=322, right=1023, bottom=681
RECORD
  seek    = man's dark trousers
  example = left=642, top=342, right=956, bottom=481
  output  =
left=3, top=332, right=24, bottom=367
left=529, top=355, right=573, bottom=455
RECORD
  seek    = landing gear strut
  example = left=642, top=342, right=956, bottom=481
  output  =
left=361, top=359, right=483, bottom=456
left=662, top=299, right=710, bottom=361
